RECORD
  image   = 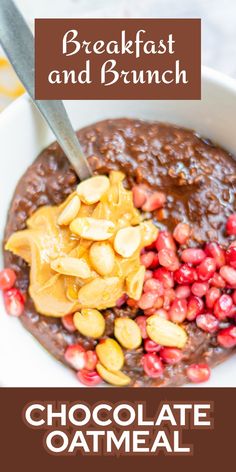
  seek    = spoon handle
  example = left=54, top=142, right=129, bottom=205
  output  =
left=0, top=0, right=92, bottom=181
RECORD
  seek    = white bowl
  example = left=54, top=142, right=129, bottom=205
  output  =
left=0, top=66, right=236, bottom=387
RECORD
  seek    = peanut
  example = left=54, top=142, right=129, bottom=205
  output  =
left=78, top=276, right=123, bottom=309
left=89, top=242, right=115, bottom=276
left=114, top=226, right=141, bottom=258
left=51, top=257, right=91, bottom=278
left=57, top=195, right=81, bottom=226
left=96, top=338, right=124, bottom=371
left=126, top=265, right=145, bottom=300
left=96, top=363, right=131, bottom=386
left=146, top=315, right=188, bottom=348
left=76, top=176, right=110, bottom=204
left=70, top=217, right=115, bottom=240
left=73, top=308, right=105, bottom=338
left=114, top=317, right=142, bottom=349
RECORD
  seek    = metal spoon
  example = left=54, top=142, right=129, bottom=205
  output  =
left=0, top=0, right=92, bottom=181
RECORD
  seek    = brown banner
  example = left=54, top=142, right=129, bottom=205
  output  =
left=0, top=387, right=234, bottom=470
left=35, top=19, right=201, bottom=100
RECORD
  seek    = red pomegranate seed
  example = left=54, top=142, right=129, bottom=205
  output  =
left=64, top=344, right=86, bottom=370
left=0, top=268, right=16, bottom=291
left=163, top=288, right=175, bottom=310
left=144, top=307, right=156, bottom=316
left=217, top=326, right=236, bottom=348
left=196, top=314, right=219, bottom=333
left=210, top=272, right=226, bottom=289
left=156, top=231, right=176, bottom=252
left=142, top=191, right=166, bottom=212
left=187, top=296, right=204, bottom=321
left=77, top=369, right=102, bottom=386
left=62, top=314, right=76, bottom=332
left=160, top=347, right=184, bottom=365
left=127, top=298, right=137, bottom=308
left=153, top=296, right=164, bottom=309
left=143, top=278, right=164, bottom=296
left=142, top=353, right=164, bottom=378
left=132, top=185, right=147, bottom=208
left=205, top=287, right=221, bottom=309
left=84, top=351, right=98, bottom=371
left=173, top=223, right=191, bottom=245
left=226, top=214, right=236, bottom=235
left=197, top=257, right=216, bottom=281
left=158, top=249, right=180, bottom=271
left=169, top=299, right=187, bottom=323
left=3, top=288, right=25, bottom=317
left=175, top=285, right=191, bottom=299
left=135, top=316, right=148, bottom=338
left=225, top=246, right=236, bottom=269
left=154, top=308, right=169, bottom=320
left=145, top=240, right=157, bottom=251
left=138, top=291, right=158, bottom=310
left=181, top=248, right=206, bottom=265
left=144, top=338, right=161, bottom=352
left=220, top=265, right=236, bottom=286
left=140, top=251, right=156, bottom=268
left=186, top=364, right=210, bottom=383
left=174, top=264, right=197, bottom=284
left=144, top=270, right=153, bottom=281
left=191, top=281, right=209, bottom=297
left=149, top=253, right=159, bottom=269
left=214, top=294, right=233, bottom=320
left=205, top=242, right=225, bottom=268
left=153, top=267, right=174, bottom=288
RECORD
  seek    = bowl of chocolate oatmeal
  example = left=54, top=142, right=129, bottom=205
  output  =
left=1, top=66, right=236, bottom=387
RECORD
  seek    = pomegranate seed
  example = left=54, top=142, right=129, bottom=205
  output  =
left=84, top=351, right=98, bottom=371
left=64, top=344, right=86, bottom=370
left=3, top=288, right=24, bottom=317
left=154, top=308, right=169, bottom=320
left=153, top=267, right=174, bottom=288
left=158, top=249, right=180, bottom=270
left=217, top=326, right=236, bottom=348
left=116, top=294, right=128, bottom=307
left=196, top=314, right=219, bottom=333
left=226, top=214, right=236, bottom=235
left=142, top=191, right=166, bottom=212
left=225, top=246, right=236, bottom=269
left=153, top=296, right=164, bottom=309
left=163, top=288, right=175, bottom=310
left=156, top=231, right=176, bottom=252
left=197, top=257, right=216, bottom=281
left=173, top=223, right=191, bottom=245
left=205, top=242, right=225, bottom=268
left=174, top=264, right=197, bottom=284
left=175, top=285, right=191, bottom=299
left=160, top=347, right=184, bottom=364
left=187, top=296, right=204, bottom=320
left=169, top=299, right=187, bottom=323
left=127, top=298, right=137, bottom=308
left=214, top=294, right=233, bottom=320
left=228, top=305, right=236, bottom=318
left=138, top=292, right=158, bottom=310
left=145, top=240, right=157, bottom=251
left=144, top=338, right=161, bottom=352
left=210, top=272, right=226, bottom=288
left=140, top=252, right=156, bottom=268
left=186, top=364, right=210, bottom=383
left=62, top=314, right=76, bottom=332
left=143, top=278, right=164, bottom=296
left=181, top=248, right=206, bottom=265
left=144, top=270, right=153, bottom=281
left=132, top=185, right=147, bottom=208
left=0, top=268, right=16, bottom=290
left=142, top=353, right=164, bottom=378
left=205, top=287, right=221, bottom=309
left=77, top=369, right=102, bottom=386
left=220, top=265, right=236, bottom=286
left=144, top=307, right=156, bottom=316
left=149, top=253, right=159, bottom=269
left=191, top=282, right=209, bottom=297
left=135, top=316, right=148, bottom=338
